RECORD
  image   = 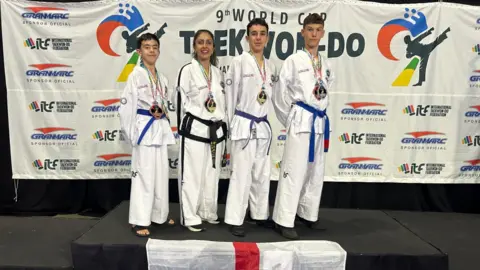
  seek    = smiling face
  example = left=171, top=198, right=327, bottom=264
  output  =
left=137, top=39, right=159, bottom=66
left=194, top=31, right=214, bottom=62
left=246, top=24, right=269, bottom=53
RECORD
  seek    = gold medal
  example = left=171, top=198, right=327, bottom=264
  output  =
left=257, top=86, right=267, bottom=105
left=205, top=96, right=217, bottom=113
left=250, top=52, right=268, bottom=106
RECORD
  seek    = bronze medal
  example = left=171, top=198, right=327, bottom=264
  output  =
left=150, top=103, right=164, bottom=119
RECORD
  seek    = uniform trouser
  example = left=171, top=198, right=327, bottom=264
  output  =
left=272, top=130, right=326, bottom=228
left=224, top=138, right=271, bottom=226
left=178, top=136, right=223, bottom=226
left=129, top=145, right=169, bottom=226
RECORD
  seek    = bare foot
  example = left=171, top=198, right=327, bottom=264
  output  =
left=132, top=225, right=150, bottom=237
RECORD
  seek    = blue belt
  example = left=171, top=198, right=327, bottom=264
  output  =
left=295, top=101, right=330, bottom=163
left=235, top=109, right=272, bottom=155
left=136, top=109, right=167, bottom=145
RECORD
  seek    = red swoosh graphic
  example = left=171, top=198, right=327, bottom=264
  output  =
left=466, top=159, right=480, bottom=166
left=345, top=102, right=385, bottom=109
left=94, top=99, right=121, bottom=106
left=29, top=64, right=70, bottom=70
left=342, top=157, right=381, bottom=164
left=34, top=127, right=74, bottom=134
left=470, top=105, right=480, bottom=111
left=406, top=131, right=445, bottom=138
left=27, top=7, right=67, bottom=13
left=97, top=154, right=131, bottom=161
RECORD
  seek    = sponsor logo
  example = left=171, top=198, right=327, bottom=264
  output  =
left=26, top=64, right=74, bottom=84
left=93, top=154, right=131, bottom=174
left=30, top=127, right=78, bottom=146
left=340, top=102, right=387, bottom=122
left=91, top=99, right=121, bottom=119
left=464, top=105, right=480, bottom=124
left=459, top=159, right=480, bottom=178
left=338, top=157, right=383, bottom=177
left=338, top=132, right=386, bottom=145
left=22, top=7, right=71, bottom=26
left=23, top=37, right=72, bottom=50
left=461, top=135, right=480, bottom=147
left=32, top=158, right=79, bottom=171
left=28, top=101, right=76, bottom=113
left=398, top=162, right=445, bottom=175
left=470, top=70, right=480, bottom=88
left=400, top=131, right=447, bottom=150
left=92, top=130, right=126, bottom=141
left=402, top=105, right=451, bottom=117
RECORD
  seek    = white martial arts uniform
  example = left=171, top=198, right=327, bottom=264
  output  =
left=174, top=59, right=227, bottom=227
left=272, top=49, right=335, bottom=228
left=223, top=52, right=277, bottom=226
left=119, top=65, right=176, bottom=227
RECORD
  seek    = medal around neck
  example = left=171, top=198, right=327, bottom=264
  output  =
left=257, top=85, right=267, bottom=105
left=150, top=101, right=165, bottom=119
left=205, top=96, right=217, bottom=113
left=313, top=81, right=327, bottom=100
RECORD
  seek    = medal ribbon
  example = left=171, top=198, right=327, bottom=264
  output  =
left=198, top=61, right=212, bottom=97
left=303, top=48, right=323, bottom=83
left=249, top=51, right=266, bottom=87
left=141, top=61, right=165, bottom=103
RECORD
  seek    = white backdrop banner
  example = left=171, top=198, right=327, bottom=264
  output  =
left=1, top=0, right=479, bottom=182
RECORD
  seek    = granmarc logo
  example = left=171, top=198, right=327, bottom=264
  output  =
left=460, top=159, right=480, bottom=172
left=22, top=7, right=69, bottom=19
left=26, top=64, right=73, bottom=77
left=339, top=157, right=383, bottom=170
left=31, top=127, right=77, bottom=140
left=341, top=102, right=387, bottom=115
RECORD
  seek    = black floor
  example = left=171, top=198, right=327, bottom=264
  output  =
left=2, top=201, right=479, bottom=270
left=385, top=210, right=480, bottom=270
left=0, top=216, right=96, bottom=270
left=72, top=201, right=448, bottom=270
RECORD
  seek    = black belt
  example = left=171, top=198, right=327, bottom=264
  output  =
left=179, top=112, right=228, bottom=168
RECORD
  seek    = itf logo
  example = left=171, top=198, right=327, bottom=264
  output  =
left=96, top=3, right=168, bottom=82
left=398, top=163, right=424, bottom=174
left=461, top=135, right=480, bottom=147
left=473, top=44, right=480, bottom=55
left=377, top=8, right=450, bottom=86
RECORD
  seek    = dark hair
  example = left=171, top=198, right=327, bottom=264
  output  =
left=192, top=29, right=218, bottom=67
left=303, top=13, right=325, bottom=28
left=247, top=18, right=269, bottom=36
left=137, top=33, right=160, bottom=49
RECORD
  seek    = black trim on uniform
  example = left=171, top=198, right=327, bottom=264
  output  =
left=176, top=62, right=191, bottom=227
left=179, top=112, right=228, bottom=169
left=176, top=63, right=191, bottom=129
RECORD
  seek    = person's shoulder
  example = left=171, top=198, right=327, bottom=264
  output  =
left=126, top=66, right=143, bottom=82
left=158, top=71, right=168, bottom=83
left=212, top=65, right=223, bottom=76
left=233, top=53, right=244, bottom=62
left=177, top=61, right=193, bottom=74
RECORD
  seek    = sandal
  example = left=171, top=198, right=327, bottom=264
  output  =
left=132, top=225, right=150, bottom=237
left=152, top=218, right=176, bottom=227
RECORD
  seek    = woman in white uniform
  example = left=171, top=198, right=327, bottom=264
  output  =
left=174, top=30, right=228, bottom=232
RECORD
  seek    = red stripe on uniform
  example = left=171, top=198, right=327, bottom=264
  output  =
left=324, top=139, right=330, bottom=151
left=233, top=242, right=260, bottom=270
